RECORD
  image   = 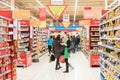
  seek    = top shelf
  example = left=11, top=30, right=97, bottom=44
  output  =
left=101, top=3, right=120, bottom=18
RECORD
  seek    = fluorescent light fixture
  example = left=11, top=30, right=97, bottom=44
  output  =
left=0, top=1, right=11, bottom=8
left=36, top=0, right=54, bottom=18
left=105, top=0, right=108, bottom=9
left=31, top=16, right=38, bottom=20
left=73, top=0, right=78, bottom=24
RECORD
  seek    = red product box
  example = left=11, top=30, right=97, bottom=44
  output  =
left=8, top=49, right=10, bottom=54
left=26, top=53, right=32, bottom=67
left=6, top=72, right=11, bottom=79
left=0, top=66, right=5, bottom=73
left=0, top=76, right=3, bottom=80
left=7, top=64, right=11, bottom=70
left=1, top=50, right=4, bottom=55
left=90, top=55, right=100, bottom=67
left=17, top=51, right=32, bottom=67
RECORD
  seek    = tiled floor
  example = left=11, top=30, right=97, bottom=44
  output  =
left=17, top=51, right=101, bottom=80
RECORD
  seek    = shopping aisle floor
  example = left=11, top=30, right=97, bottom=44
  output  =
left=17, top=51, right=100, bottom=80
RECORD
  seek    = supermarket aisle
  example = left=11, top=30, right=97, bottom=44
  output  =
left=17, top=51, right=100, bottom=80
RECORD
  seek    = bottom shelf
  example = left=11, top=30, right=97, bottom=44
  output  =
left=83, top=49, right=89, bottom=60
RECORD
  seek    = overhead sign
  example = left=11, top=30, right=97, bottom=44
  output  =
left=50, top=0, right=64, bottom=5
left=14, top=10, right=30, bottom=19
left=40, top=21, right=46, bottom=28
left=90, top=20, right=100, bottom=26
left=39, top=8, right=46, bottom=21
left=47, top=5, right=67, bottom=20
left=84, top=8, right=100, bottom=20
left=62, top=22, right=70, bottom=28
left=20, top=20, right=30, bottom=26
left=30, top=20, right=41, bottom=26
left=63, top=14, right=69, bottom=22
left=0, top=10, right=12, bottom=19
left=79, top=20, right=90, bottom=26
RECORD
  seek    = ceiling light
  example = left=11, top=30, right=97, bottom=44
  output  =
left=36, top=0, right=54, bottom=18
left=73, top=0, right=78, bottom=24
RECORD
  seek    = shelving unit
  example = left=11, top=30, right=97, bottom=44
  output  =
left=20, top=23, right=30, bottom=50
left=90, top=25, right=99, bottom=50
left=0, top=16, right=17, bottom=80
left=17, top=20, right=32, bottom=67
left=37, top=28, right=48, bottom=56
left=100, top=1, right=120, bottom=80
left=32, top=27, right=48, bottom=62
left=31, top=26, right=40, bottom=62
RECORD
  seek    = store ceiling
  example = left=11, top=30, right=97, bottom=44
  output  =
left=0, top=0, right=114, bottom=23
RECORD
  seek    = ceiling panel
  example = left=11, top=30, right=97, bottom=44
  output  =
left=1, top=0, right=115, bottom=21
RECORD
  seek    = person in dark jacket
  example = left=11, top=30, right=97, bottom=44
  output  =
left=71, top=35, right=77, bottom=53
left=52, top=34, right=62, bottom=70
left=76, top=35, right=80, bottom=51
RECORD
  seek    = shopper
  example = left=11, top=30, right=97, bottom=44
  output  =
left=76, top=35, right=80, bottom=51
left=61, top=34, right=71, bottom=73
left=47, top=36, right=53, bottom=56
left=52, top=34, right=62, bottom=70
left=71, top=35, right=77, bottom=53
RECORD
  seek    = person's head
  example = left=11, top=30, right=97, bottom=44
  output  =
left=56, top=34, right=61, bottom=40
left=64, top=34, right=70, bottom=41
left=50, top=36, right=52, bottom=38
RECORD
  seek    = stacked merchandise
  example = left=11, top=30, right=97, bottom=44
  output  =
left=83, top=20, right=100, bottom=67
left=90, top=24, right=100, bottom=55
left=31, top=26, right=38, bottom=59
left=100, top=1, right=120, bottom=80
left=17, top=20, right=32, bottom=67
left=0, top=16, right=17, bottom=80
left=38, top=28, right=48, bottom=56
left=80, top=28, right=86, bottom=52
left=31, top=27, right=48, bottom=62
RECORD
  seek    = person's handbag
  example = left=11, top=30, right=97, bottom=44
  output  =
left=59, top=55, right=65, bottom=63
left=49, top=54, right=55, bottom=62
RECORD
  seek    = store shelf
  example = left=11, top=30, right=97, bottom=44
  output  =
left=100, top=44, right=120, bottom=51
left=100, top=25, right=120, bottom=32
left=100, top=15, right=120, bottom=25
left=0, top=62, right=11, bottom=67
left=0, top=70, right=11, bottom=77
left=91, top=40, right=99, bottom=42
left=0, top=54, right=11, bottom=59
left=0, top=15, right=16, bottom=80
left=101, top=3, right=120, bottom=18
left=0, top=16, right=11, bottom=20
left=91, top=45, right=99, bottom=47
left=100, top=63, right=117, bottom=80
left=101, top=58, right=120, bottom=73
left=91, top=35, right=99, bottom=37
left=90, top=30, right=99, bottom=32
left=99, top=50, right=120, bottom=64
left=0, top=47, right=11, bottom=50
left=100, top=37, right=120, bottom=40
left=32, top=52, right=37, bottom=56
